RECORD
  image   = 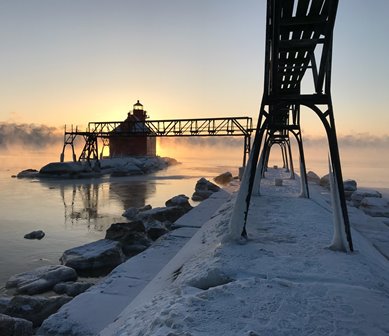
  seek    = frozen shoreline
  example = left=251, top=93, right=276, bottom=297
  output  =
left=36, top=169, right=389, bottom=335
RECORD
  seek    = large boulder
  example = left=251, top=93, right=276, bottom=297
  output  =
left=165, top=194, right=192, bottom=211
left=146, top=221, right=170, bottom=241
left=5, top=265, right=77, bottom=295
left=3, top=296, right=71, bottom=327
left=106, top=221, right=146, bottom=239
left=111, top=162, right=143, bottom=176
left=105, top=222, right=151, bottom=257
left=319, top=174, right=330, bottom=188
left=60, top=239, right=125, bottom=276
left=0, top=297, right=11, bottom=314
left=359, top=197, right=389, bottom=217
left=343, top=179, right=357, bottom=191
left=351, top=189, right=382, bottom=207
left=53, top=281, right=94, bottom=297
left=214, top=172, right=233, bottom=185
left=24, top=230, right=45, bottom=240
left=138, top=206, right=189, bottom=224
left=307, top=171, right=320, bottom=184
left=343, top=179, right=357, bottom=200
left=122, top=204, right=152, bottom=219
left=192, top=178, right=220, bottom=201
left=0, top=313, right=33, bottom=336
left=39, top=162, right=91, bottom=176
left=16, top=169, right=39, bottom=179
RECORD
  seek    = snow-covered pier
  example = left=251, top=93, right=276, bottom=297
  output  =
left=38, top=169, right=389, bottom=336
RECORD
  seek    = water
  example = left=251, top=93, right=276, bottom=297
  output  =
left=0, top=147, right=388, bottom=289
left=0, top=152, right=241, bottom=289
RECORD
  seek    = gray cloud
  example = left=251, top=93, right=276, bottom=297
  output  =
left=0, top=123, right=63, bottom=149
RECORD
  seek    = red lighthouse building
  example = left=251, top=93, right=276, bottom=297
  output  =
left=109, top=100, right=156, bottom=157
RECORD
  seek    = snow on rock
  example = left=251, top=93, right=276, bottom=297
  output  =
left=110, top=163, right=143, bottom=176
left=53, top=282, right=94, bottom=297
left=5, top=265, right=77, bottom=295
left=192, top=177, right=220, bottom=201
left=24, top=230, right=45, bottom=240
left=105, top=222, right=151, bottom=257
left=165, top=194, right=192, bottom=211
left=101, top=169, right=389, bottom=336
left=351, top=189, right=382, bottom=207
left=307, top=171, right=320, bottom=184
left=37, top=191, right=231, bottom=336
left=137, top=206, right=190, bottom=224
left=60, top=239, right=125, bottom=276
left=121, top=207, right=138, bottom=219
left=359, top=197, right=389, bottom=217
left=145, top=221, right=170, bottom=241
left=319, top=173, right=330, bottom=188
left=0, top=313, right=33, bottom=336
left=24, top=156, right=176, bottom=180
left=343, top=179, right=358, bottom=200
left=4, top=296, right=72, bottom=327
left=343, top=179, right=357, bottom=191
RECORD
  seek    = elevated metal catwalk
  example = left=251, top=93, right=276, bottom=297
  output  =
left=61, top=117, right=253, bottom=166
left=230, top=0, right=353, bottom=251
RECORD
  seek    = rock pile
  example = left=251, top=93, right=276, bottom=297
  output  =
left=316, top=172, right=389, bottom=219
left=192, top=178, right=220, bottom=201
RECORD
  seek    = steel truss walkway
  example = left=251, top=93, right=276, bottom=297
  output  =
left=61, top=117, right=253, bottom=166
left=230, top=0, right=353, bottom=251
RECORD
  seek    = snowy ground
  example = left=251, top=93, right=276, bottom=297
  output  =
left=100, top=169, right=389, bottom=336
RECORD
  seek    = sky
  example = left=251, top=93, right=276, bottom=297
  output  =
left=1, top=0, right=389, bottom=139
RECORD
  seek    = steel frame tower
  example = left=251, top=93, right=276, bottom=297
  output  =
left=230, top=0, right=353, bottom=251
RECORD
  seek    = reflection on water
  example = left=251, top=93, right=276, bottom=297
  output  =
left=36, top=178, right=157, bottom=232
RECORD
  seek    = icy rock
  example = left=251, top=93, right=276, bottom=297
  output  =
left=359, top=197, right=389, bottom=217
left=139, top=204, right=152, bottom=212
left=39, top=162, right=91, bottom=175
left=138, top=206, right=190, bottom=224
left=60, top=239, right=125, bottom=276
left=0, top=297, right=11, bottom=314
left=343, top=179, right=357, bottom=200
left=53, top=281, right=93, bottom=297
left=4, top=296, right=71, bottom=327
left=141, top=157, right=167, bottom=173
left=24, top=230, right=45, bottom=240
left=5, top=265, right=77, bottom=295
left=106, top=221, right=146, bottom=238
left=111, top=163, right=143, bottom=176
left=122, top=204, right=152, bottom=219
left=343, top=179, right=357, bottom=191
left=319, top=174, right=330, bottom=188
left=307, top=171, right=320, bottom=184
left=214, top=172, right=233, bottom=185
left=351, top=189, right=382, bottom=207
left=0, top=313, right=33, bottom=336
left=146, top=221, right=169, bottom=241
left=192, top=178, right=220, bottom=201
left=105, top=222, right=151, bottom=257
left=122, top=207, right=139, bottom=219
left=165, top=194, right=192, bottom=211
left=16, top=169, right=39, bottom=179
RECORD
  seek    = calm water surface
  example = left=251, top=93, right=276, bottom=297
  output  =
left=0, top=154, right=241, bottom=289
left=0, top=150, right=388, bottom=289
